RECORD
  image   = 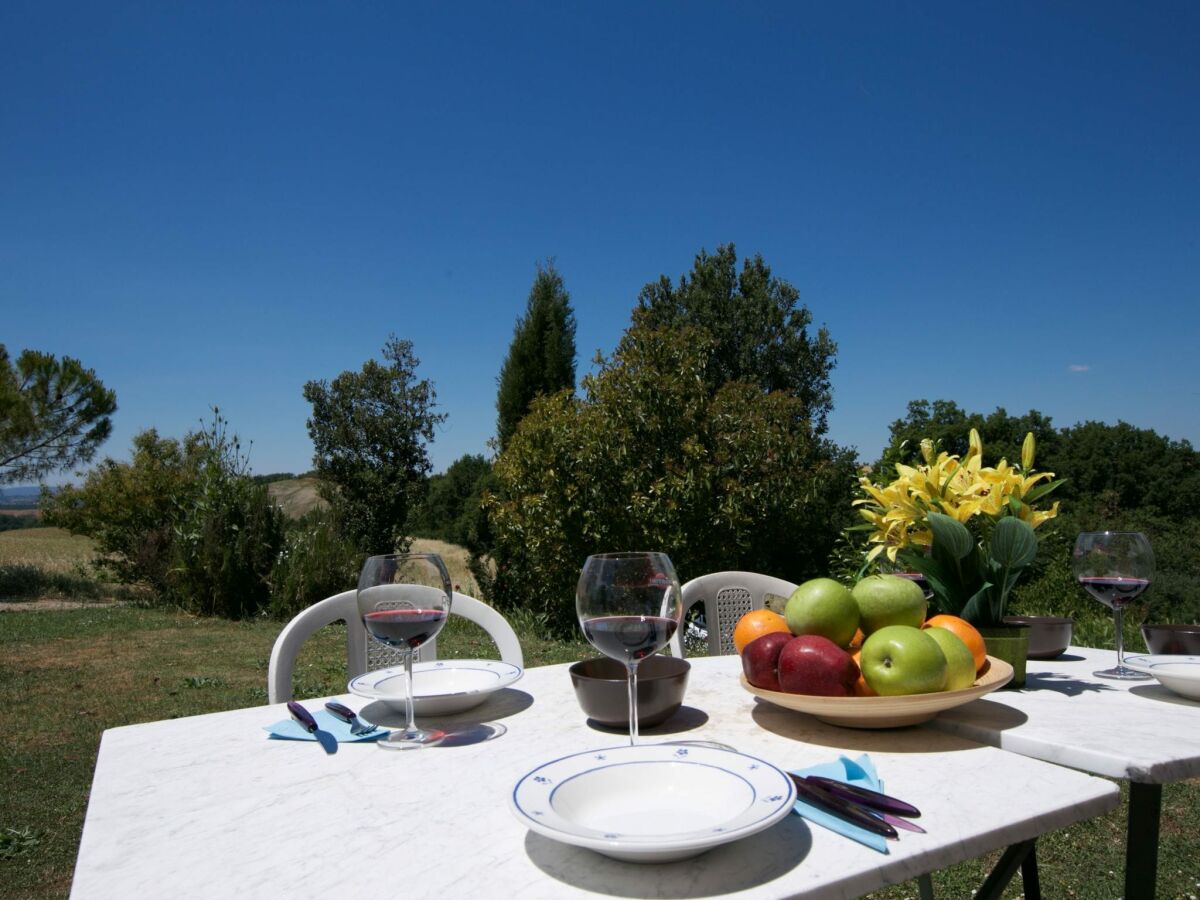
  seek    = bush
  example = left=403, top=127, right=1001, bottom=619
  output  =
left=269, top=513, right=359, bottom=620
left=481, top=324, right=857, bottom=637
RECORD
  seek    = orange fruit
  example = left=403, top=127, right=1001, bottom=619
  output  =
left=850, top=649, right=875, bottom=696
left=733, top=609, right=791, bottom=654
left=923, top=614, right=988, bottom=674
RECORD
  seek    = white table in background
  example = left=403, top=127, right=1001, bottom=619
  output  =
left=929, top=645, right=1200, bottom=900
left=71, top=655, right=1118, bottom=899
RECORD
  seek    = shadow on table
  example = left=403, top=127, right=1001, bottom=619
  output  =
left=583, top=705, right=710, bottom=739
left=523, top=814, right=812, bottom=897
left=1022, top=672, right=1117, bottom=696
left=1128, top=683, right=1200, bottom=707
left=748, top=700, right=1013, bottom=753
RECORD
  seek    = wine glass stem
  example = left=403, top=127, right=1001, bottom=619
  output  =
left=403, top=649, right=418, bottom=738
left=627, top=661, right=640, bottom=747
left=1114, top=605, right=1126, bottom=669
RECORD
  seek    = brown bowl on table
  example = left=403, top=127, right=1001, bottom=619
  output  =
left=1141, top=624, right=1200, bottom=655
left=1003, top=615, right=1073, bottom=660
left=569, top=656, right=690, bottom=728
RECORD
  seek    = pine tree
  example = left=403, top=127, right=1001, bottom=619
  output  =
left=495, top=262, right=577, bottom=451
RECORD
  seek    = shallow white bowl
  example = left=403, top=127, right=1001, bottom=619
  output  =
left=349, top=659, right=523, bottom=715
left=509, top=744, right=795, bottom=863
left=1122, top=654, right=1200, bottom=701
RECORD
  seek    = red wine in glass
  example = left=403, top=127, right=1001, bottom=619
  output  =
left=1072, top=532, right=1154, bottom=680
left=582, top=615, right=679, bottom=662
left=1078, top=576, right=1150, bottom=610
left=364, top=608, right=448, bottom=650
left=357, top=554, right=453, bottom=749
left=577, top=552, right=682, bottom=746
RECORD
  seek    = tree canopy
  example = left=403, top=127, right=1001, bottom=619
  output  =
left=0, top=345, right=117, bottom=484
left=631, top=243, right=837, bottom=434
left=495, top=261, right=577, bottom=451
left=483, top=323, right=857, bottom=635
left=304, top=337, right=444, bottom=554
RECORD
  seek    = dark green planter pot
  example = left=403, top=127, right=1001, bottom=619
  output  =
left=979, top=625, right=1031, bottom=689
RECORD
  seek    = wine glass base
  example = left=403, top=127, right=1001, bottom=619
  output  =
left=1094, top=666, right=1152, bottom=681
left=377, top=727, right=446, bottom=750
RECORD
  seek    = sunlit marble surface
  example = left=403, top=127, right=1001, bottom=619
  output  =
left=72, top=654, right=1117, bottom=899
left=930, top=645, right=1200, bottom=783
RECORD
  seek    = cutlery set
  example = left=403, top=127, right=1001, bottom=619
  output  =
left=790, top=773, right=923, bottom=838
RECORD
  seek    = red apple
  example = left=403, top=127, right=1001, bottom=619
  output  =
left=777, top=634, right=860, bottom=696
left=742, top=631, right=793, bottom=691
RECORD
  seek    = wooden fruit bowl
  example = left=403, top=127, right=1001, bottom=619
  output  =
left=740, top=656, right=1013, bottom=729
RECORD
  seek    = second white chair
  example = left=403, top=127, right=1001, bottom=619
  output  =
left=267, top=590, right=524, bottom=703
left=670, top=571, right=798, bottom=658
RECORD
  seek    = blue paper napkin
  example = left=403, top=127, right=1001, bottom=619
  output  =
left=790, top=753, right=888, bottom=853
left=264, top=708, right=388, bottom=743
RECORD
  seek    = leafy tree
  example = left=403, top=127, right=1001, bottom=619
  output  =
left=632, top=244, right=837, bottom=434
left=482, top=324, right=858, bottom=635
left=304, top=337, right=445, bottom=554
left=0, top=345, right=117, bottom=484
left=414, top=453, right=492, bottom=546
left=495, top=262, right=577, bottom=451
left=43, top=411, right=285, bottom=618
left=881, top=400, right=1059, bottom=471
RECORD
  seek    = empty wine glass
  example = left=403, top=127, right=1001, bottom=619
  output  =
left=576, top=552, right=682, bottom=746
left=357, top=553, right=453, bottom=749
left=1072, top=532, right=1154, bottom=680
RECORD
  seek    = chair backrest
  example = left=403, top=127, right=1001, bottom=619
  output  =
left=267, top=590, right=524, bottom=703
left=670, top=571, right=798, bottom=658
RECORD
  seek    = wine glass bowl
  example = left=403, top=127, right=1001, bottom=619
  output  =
left=576, top=552, right=683, bottom=745
left=1072, top=532, right=1154, bottom=680
left=357, top=553, right=453, bottom=749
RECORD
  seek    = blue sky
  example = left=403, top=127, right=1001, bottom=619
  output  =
left=4, top=2, right=1198, bottom=480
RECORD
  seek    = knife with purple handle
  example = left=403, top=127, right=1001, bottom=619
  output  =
left=803, top=775, right=922, bottom=818
left=789, top=774, right=898, bottom=839
left=286, top=701, right=337, bottom=754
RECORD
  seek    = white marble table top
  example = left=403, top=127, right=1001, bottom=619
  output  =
left=929, top=645, right=1200, bottom=784
left=71, top=654, right=1118, bottom=899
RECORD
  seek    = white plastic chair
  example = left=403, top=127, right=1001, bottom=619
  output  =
left=267, top=590, right=524, bottom=703
left=670, top=571, right=798, bottom=658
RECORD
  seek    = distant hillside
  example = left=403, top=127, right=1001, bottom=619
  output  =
left=267, top=477, right=327, bottom=518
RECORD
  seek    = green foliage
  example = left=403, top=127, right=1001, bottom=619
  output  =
left=903, top=513, right=1039, bottom=626
left=269, top=512, right=359, bottom=620
left=632, top=243, right=838, bottom=434
left=42, top=412, right=286, bottom=618
left=0, top=344, right=117, bottom=484
left=304, top=337, right=445, bottom=554
left=413, top=454, right=492, bottom=546
left=881, top=399, right=1058, bottom=471
left=169, top=414, right=286, bottom=619
left=483, top=324, right=857, bottom=636
left=496, top=261, right=577, bottom=452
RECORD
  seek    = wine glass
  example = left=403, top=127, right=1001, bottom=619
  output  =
left=1072, top=532, right=1155, bottom=680
left=357, top=553, right=453, bottom=749
left=576, top=552, right=682, bottom=746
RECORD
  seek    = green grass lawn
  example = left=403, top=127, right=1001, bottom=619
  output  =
left=1, top=605, right=1198, bottom=899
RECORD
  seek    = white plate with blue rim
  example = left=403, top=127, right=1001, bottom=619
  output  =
left=349, top=659, right=523, bottom=715
left=1122, top=654, right=1200, bottom=701
left=509, top=743, right=797, bottom=863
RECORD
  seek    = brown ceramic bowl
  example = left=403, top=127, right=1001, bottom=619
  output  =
left=1141, top=624, right=1200, bottom=656
left=1003, top=616, right=1073, bottom=660
left=569, top=655, right=690, bottom=728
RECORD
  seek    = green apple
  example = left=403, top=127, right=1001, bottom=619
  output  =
left=859, top=625, right=948, bottom=696
left=852, top=574, right=927, bottom=635
left=784, top=578, right=860, bottom=648
left=923, top=627, right=977, bottom=691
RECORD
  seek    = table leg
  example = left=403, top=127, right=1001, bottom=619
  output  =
left=975, top=840, right=1036, bottom=900
left=1124, top=781, right=1162, bottom=900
